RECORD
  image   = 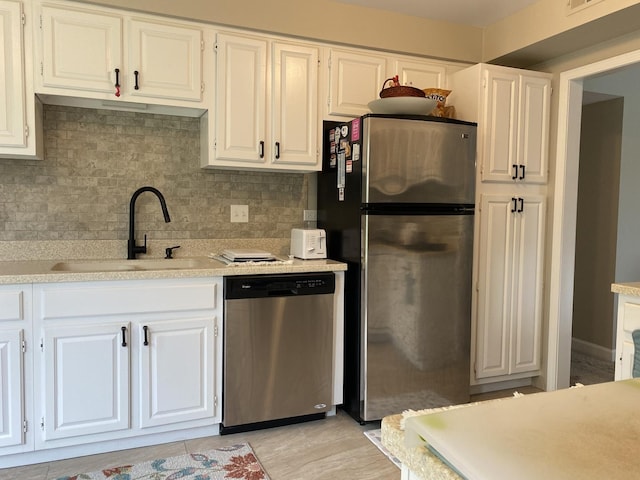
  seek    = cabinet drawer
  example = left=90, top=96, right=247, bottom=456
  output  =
left=36, top=279, right=218, bottom=320
left=0, top=289, right=24, bottom=322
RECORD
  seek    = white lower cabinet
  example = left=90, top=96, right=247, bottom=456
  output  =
left=33, top=277, right=221, bottom=449
left=0, top=285, right=32, bottom=455
left=474, top=193, right=546, bottom=381
left=138, top=317, right=214, bottom=428
left=614, top=295, right=640, bottom=380
left=42, top=322, right=130, bottom=440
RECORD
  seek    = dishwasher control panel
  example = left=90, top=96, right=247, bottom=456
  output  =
left=224, top=272, right=335, bottom=299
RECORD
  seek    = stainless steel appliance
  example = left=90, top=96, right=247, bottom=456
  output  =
left=221, top=272, right=335, bottom=434
left=317, top=114, right=476, bottom=422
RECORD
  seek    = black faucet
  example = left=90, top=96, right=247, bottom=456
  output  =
left=128, top=186, right=171, bottom=260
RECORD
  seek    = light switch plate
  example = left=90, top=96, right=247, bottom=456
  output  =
left=230, top=205, right=248, bottom=223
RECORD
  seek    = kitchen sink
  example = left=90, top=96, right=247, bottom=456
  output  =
left=50, top=257, right=216, bottom=273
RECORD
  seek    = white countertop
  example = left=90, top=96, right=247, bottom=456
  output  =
left=611, top=282, right=640, bottom=297
left=404, top=380, right=640, bottom=480
left=0, top=256, right=347, bottom=284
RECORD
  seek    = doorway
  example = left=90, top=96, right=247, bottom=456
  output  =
left=548, top=49, right=640, bottom=391
left=570, top=96, right=623, bottom=386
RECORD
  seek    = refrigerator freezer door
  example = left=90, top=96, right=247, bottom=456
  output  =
left=361, top=212, right=473, bottom=421
left=362, top=116, right=476, bottom=205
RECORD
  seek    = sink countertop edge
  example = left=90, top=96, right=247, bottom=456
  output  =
left=0, top=257, right=348, bottom=285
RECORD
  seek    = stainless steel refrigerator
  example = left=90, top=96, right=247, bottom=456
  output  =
left=317, top=114, right=477, bottom=423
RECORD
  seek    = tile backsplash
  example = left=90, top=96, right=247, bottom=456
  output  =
left=0, top=105, right=308, bottom=243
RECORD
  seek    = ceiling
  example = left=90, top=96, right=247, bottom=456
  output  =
left=334, top=0, right=539, bottom=27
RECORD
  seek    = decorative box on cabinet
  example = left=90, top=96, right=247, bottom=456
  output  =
left=0, top=0, right=43, bottom=159
left=450, top=63, right=551, bottom=184
left=474, top=193, right=546, bottom=381
left=36, top=1, right=204, bottom=107
left=204, top=32, right=319, bottom=171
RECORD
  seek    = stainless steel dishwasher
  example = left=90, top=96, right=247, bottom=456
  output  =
left=221, top=272, right=335, bottom=434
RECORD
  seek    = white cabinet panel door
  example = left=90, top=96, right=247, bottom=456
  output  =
left=138, top=317, right=215, bottom=428
left=328, top=49, right=386, bottom=117
left=40, top=5, right=122, bottom=93
left=475, top=194, right=545, bottom=379
left=272, top=42, right=318, bottom=167
left=215, top=33, right=267, bottom=164
left=43, top=322, right=130, bottom=440
left=516, top=75, right=550, bottom=184
left=0, top=328, right=23, bottom=448
left=481, top=69, right=519, bottom=183
left=127, top=19, right=202, bottom=101
left=0, top=0, right=26, bottom=148
left=394, top=59, right=445, bottom=90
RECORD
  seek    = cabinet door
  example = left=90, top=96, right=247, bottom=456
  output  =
left=516, top=75, right=550, bottom=184
left=215, top=33, right=267, bottom=164
left=138, top=317, right=215, bottom=428
left=42, top=322, right=130, bottom=440
left=475, top=195, right=514, bottom=378
left=0, top=328, right=23, bottom=448
left=510, top=195, right=545, bottom=374
left=40, top=5, right=122, bottom=93
left=127, top=19, right=202, bottom=101
left=394, top=58, right=445, bottom=90
left=328, top=49, right=386, bottom=117
left=271, top=42, right=319, bottom=168
left=480, top=69, right=519, bottom=183
left=0, top=0, right=26, bottom=148
left=475, top=194, right=545, bottom=379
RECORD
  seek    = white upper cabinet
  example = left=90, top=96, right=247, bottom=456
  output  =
left=127, top=18, right=203, bottom=102
left=325, top=47, right=453, bottom=119
left=0, top=0, right=42, bottom=159
left=1, top=0, right=27, bottom=146
left=327, top=48, right=387, bottom=118
left=39, top=5, right=122, bottom=93
left=393, top=58, right=445, bottom=92
left=208, top=32, right=319, bottom=171
left=36, top=1, right=203, bottom=106
left=450, top=64, right=551, bottom=184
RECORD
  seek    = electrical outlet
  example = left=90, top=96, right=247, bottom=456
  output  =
left=230, top=205, right=249, bottom=223
left=303, top=209, right=317, bottom=222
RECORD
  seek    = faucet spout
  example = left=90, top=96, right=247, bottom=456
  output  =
left=128, top=186, right=171, bottom=260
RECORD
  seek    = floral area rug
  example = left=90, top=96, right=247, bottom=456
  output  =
left=56, top=443, right=270, bottom=480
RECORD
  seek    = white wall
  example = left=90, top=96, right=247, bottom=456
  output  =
left=584, top=66, right=640, bottom=283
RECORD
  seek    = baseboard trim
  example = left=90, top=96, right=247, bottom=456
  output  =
left=571, top=337, right=615, bottom=362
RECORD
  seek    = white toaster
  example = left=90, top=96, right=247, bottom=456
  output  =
left=290, top=228, right=327, bottom=259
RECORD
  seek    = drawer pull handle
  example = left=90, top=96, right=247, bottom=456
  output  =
left=275, top=142, right=280, bottom=160
left=143, top=325, right=149, bottom=346
left=519, top=164, right=526, bottom=180
left=121, top=326, right=127, bottom=347
left=134, top=71, right=140, bottom=90
left=512, top=164, right=518, bottom=180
